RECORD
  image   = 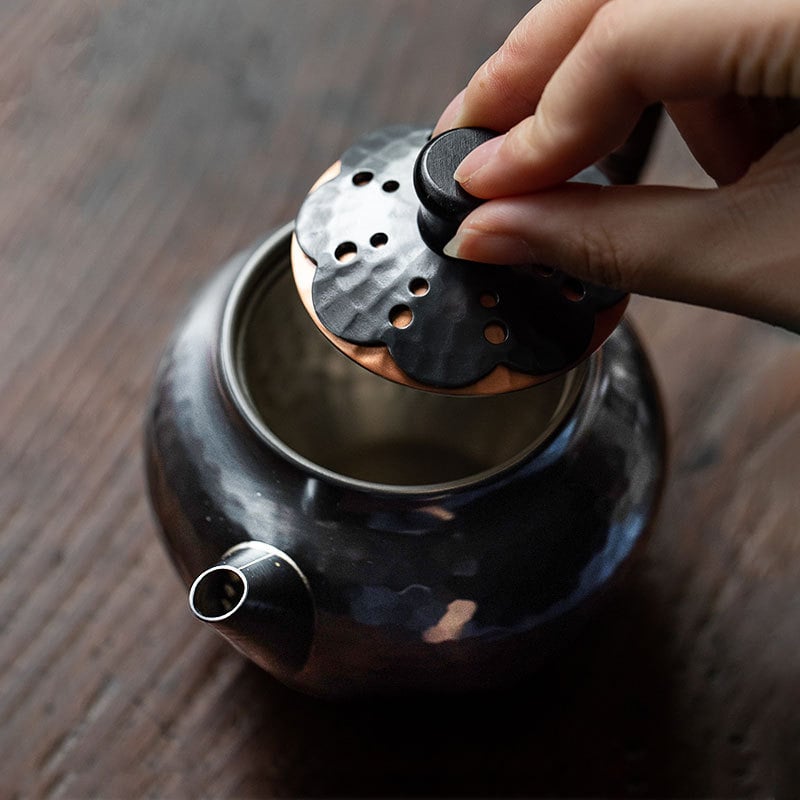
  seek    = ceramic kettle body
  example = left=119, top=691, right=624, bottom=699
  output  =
left=145, top=223, right=665, bottom=698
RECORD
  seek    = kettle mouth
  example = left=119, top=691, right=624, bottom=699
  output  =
left=220, top=225, right=590, bottom=495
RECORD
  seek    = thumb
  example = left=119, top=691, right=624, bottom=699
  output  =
left=443, top=182, right=799, bottom=331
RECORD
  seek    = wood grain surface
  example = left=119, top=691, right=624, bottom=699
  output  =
left=2, top=2, right=799, bottom=798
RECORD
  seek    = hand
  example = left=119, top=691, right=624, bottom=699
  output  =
left=435, top=0, right=800, bottom=331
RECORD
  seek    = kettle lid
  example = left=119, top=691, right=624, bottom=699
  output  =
left=292, top=125, right=627, bottom=395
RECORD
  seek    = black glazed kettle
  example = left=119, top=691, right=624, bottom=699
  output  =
left=145, top=116, right=666, bottom=697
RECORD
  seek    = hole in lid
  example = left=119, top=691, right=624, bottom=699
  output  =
left=479, top=291, right=499, bottom=308
left=484, top=321, right=508, bottom=345
left=535, top=265, right=555, bottom=278
left=389, top=305, right=413, bottom=329
left=334, top=241, right=358, bottom=263
left=370, top=232, right=388, bottom=248
left=352, top=171, right=373, bottom=186
left=561, top=278, right=586, bottom=301
left=382, top=180, right=399, bottom=193
left=409, top=277, right=429, bottom=296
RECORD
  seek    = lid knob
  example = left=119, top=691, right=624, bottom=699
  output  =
left=413, top=127, right=498, bottom=254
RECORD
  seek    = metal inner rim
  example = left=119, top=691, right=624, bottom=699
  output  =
left=220, top=224, right=593, bottom=495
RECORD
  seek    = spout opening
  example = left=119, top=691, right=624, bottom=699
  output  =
left=189, top=565, right=248, bottom=622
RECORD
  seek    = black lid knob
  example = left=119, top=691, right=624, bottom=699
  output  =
left=413, top=127, right=499, bottom=254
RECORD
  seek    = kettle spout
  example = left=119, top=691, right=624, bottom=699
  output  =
left=189, top=541, right=314, bottom=675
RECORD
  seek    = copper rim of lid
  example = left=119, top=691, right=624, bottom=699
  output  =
left=291, top=161, right=627, bottom=397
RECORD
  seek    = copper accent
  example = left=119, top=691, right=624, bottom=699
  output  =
left=291, top=162, right=628, bottom=396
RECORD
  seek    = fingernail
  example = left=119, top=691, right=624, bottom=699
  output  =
left=444, top=228, right=534, bottom=265
left=442, top=231, right=466, bottom=259
left=453, top=135, right=504, bottom=187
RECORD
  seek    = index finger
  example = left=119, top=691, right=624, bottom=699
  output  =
left=457, top=0, right=800, bottom=197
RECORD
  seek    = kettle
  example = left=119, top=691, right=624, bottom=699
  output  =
left=145, top=120, right=666, bottom=697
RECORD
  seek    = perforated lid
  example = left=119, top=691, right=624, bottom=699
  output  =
left=291, top=125, right=628, bottom=395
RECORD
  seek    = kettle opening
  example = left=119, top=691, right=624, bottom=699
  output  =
left=189, top=565, right=247, bottom=622
left=222, top=238, right=588, bottom=488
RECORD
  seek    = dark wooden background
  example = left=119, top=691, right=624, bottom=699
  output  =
left=2, top=1, right=799, bottom=797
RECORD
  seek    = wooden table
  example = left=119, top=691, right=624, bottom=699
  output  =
left=2, top=2, right=799, bottom=797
